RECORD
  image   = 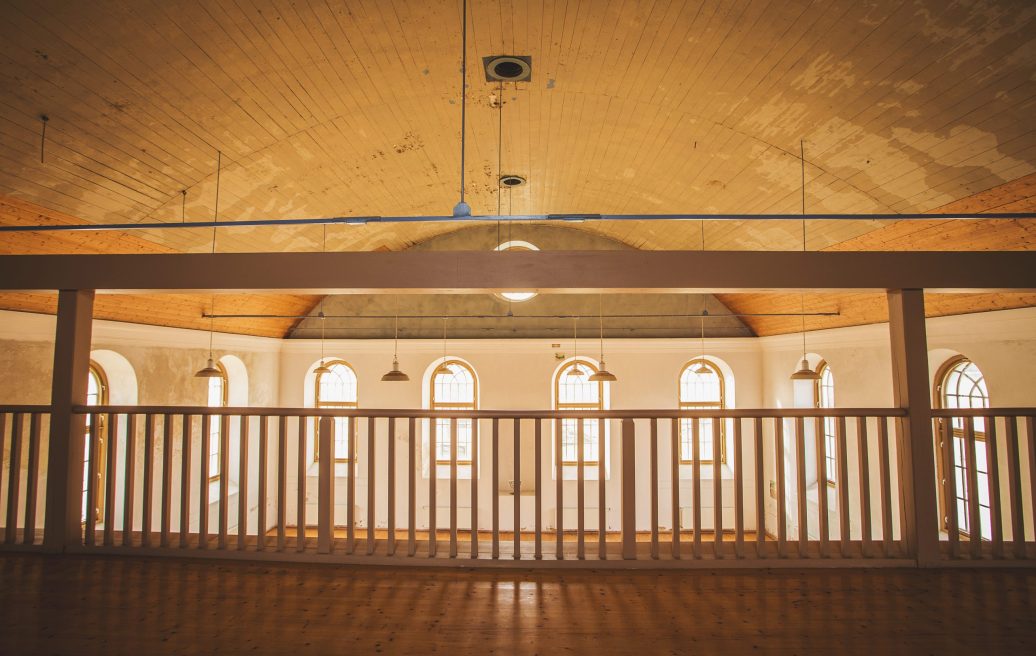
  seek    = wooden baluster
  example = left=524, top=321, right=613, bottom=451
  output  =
left=277, top=416, right=287, bottom=553
left=939, top=416, right=957, bottom=558
left=491, top=418, right=499, bottom=559
left=837, top=417, right=850, bottom=557
left=878, top=416, right=895, bottom=557
left=257, top=416, right=268, bottom=552
left=161, top=414, right=173, bottom=548
left=534, top=418, right=542, bottom=560
left=85, top=413, right=99, bottom=546
left=470, top=418, right=479, bottom=559
left=23, top=413, right=42, bottom=545
left=5, top=413, right=22, bottom=544
left=408, top=417, right=416, bottom=557
left=177, top=415, right=189, bottom=549
left=198, top=414, right=209, bottom=549
left=858, top=417, right=872, bottom=557
left=598, top=418, right=606, bottom=561
left=733, top=417, right=744, bottom=559
left=429, top=418, right=437, bottom=558
left=142, top=413, right=155, bottom=548
left=123, top=413, right=136, bottom=547
left=986, top=415, right=1002, bottom=558
left=692, top=417, right=702, bottom=559
left=816, top=416, right=829, bottom=558
left=449, top=417, right=458, bottom=558
left=576, top=417, right=585, bottom=560
left=754, top=417, right=764, bottom=558
left=218, top=415, right=230, bottom=550
left=388, top=417, right=396, bottom=556
left=621, top=418, right=636, bottom=561
left=238, top=416, right=249, bottom=551
left=650, top=418, right=659, bottom=560
left=713, top=417, right=722, bottom=559
left=317, top=417, right=333, bottom=556
left=670, top=417, right=680, bottom=559
left=297, top=416, right=307, bottom=553
left=0, top=414, right=6, bottom=537
left=795, top=416, right=808, bottom=557
left=347, top=417, right=357, bottom=554
left=555, top=418, right=563, bottom=560
left=516, top=418, right=524, bottom=560
left=1026, top=418, right=1036, bottom=555
left=1004, top=416, right=1025, bottom=558
left=775, top=417, right=786, bottom=558
left=964, top=416, right=981, bottom=557
left=369, top=416, right=378, bottom=556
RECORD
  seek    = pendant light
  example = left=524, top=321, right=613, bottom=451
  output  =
left=313, top=308, right=332, bottom=375
left=195, top=151, right=224, bottom=379
left=381, top=304, right=410, bottom=382
left=790, top=139, right=821, bottom=382
left=588, top=296, right=616, bottom=382
left=567, top=317, right=585, bottom=377
left=692, top=219, right=712, bottom=376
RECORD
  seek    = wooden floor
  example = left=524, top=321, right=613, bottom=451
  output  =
left=1, top=554, right=1034, bottom=655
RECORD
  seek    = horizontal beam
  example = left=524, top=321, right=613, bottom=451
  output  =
left=0, top=212, right=1034, bottom=233
left=1, top=250, right=1035, bottom=293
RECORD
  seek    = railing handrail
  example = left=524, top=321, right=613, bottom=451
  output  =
left=931, top=408, right=1036, bottom=418
left=0, top=405, right=53, bottom=413
left=70, top=405, right=909, bottom=419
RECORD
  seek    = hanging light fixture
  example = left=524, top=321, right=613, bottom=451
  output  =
left=195, top=151, right=224, bottom=379
left=567, top=316, right=585, bottom=377
left=791, top=139, right=821, bottom=382
left=435, top=316, right=452, bottom=375
left=588, top=296, right=616, bottom=382
left=381, top=304, right=410, bottom=382
left=692, top=219, right=712, bottom=376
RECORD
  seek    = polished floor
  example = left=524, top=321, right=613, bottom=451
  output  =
left=0, top=553, right=1033, bottom=655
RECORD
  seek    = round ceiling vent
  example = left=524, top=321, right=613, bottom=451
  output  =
left=484, top=56, right=532, bottom=82
left=499, top=174, right=526, bottom=188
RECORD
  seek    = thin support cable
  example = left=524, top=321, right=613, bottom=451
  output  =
left=211, top=150, right=222, bottom=255
left=181, top=189, right=187, bottom=223
left=800, top=139, right=808, bottom=360
left=496, top=80, right=503, bottom=245
left=458, top=0, right=467, bottom=205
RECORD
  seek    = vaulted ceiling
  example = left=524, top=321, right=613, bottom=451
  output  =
left=0, top=0, right=1034, bottom=337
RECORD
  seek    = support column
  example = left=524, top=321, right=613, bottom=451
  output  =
left=886, top=289, right=939, bottom=566
left=43, top=289, right=95, bottom=551
left=621, top=418, right=637, bottom=560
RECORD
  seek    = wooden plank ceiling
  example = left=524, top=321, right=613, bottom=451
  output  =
left=0, top=0, right=1034, bottom=337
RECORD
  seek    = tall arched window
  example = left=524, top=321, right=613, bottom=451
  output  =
left=83, top=361, right=108, bottom=523
left=936, top=356, right=990, bottom=537
left=678, top=360, right=724, bottom=464
left=555, top=360, right=604, bottom=465
left=315, top=360, right=358, bottom=462
left=207, top=361, right=228, bottom=480
left=815, top=361, right=836, bottom=484
left=494, top=241, right=538, bottom=302
left=430, top=360, right=477, bottom=463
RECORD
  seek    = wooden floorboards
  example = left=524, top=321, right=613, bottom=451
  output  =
left=1, top=554, right=1034, bottom=655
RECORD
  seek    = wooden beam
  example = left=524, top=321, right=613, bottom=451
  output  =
left=1, top=251, right=1035, bottom=294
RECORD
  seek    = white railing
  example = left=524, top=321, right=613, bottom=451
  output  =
left=931, top=409, right=1036, bottom=561
left=0, top=406, right=50, bottom=548
left=52, top=405, right=920, bottom=566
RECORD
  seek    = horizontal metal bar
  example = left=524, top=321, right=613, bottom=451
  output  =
left=2, top=250, right=1035, bottom=293
left=0, top=211, right=1033, bottom=233
left=72, top=405, right=909, bottom=419
left=214, top=311, right=842, bottom=320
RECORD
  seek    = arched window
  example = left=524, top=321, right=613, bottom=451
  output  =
left=315, top=360, right=358, bottom=462
left=678, top=360, right=724, bottom=464
left=207, top=361, right=228, bottom=480
left=83, top=361, right=108, bottom=523
left=815, top=361, right=836, bottom=484
left=494, top=241, right=538, bottom=302
left=430, top=360, right=477, bottom=463
left=555, top=360, right=603, bottom=465
left=935, top=356, right=990, bottom=537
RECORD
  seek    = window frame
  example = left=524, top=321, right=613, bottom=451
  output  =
left=83, top=361, right=109, bottom=524
left=314, top=359, right=359, bottom=463
left=430, top=359, right=478, bottom=465
left=933, top=355, right=990, bottom=538
left=814, top=360, right=837, bottom=487
left=554, top=359, right=605, bottom=466
left=677, top=359, right=726, bottom=465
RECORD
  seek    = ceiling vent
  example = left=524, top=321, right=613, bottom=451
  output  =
left=484, top=55, right=532, bottom=82
left=499, top=174, right=526, bottom=187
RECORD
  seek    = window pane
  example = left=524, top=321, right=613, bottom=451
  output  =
left=318, top=363, right=357, bottom=403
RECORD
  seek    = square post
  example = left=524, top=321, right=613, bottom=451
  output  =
left=317, top=417, right=334, bottom=554
left=43, top=289, right=95, bottom=551
left=621, top=418, right=637, bottom=560
left=886, top=289, right=939, bottom=565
